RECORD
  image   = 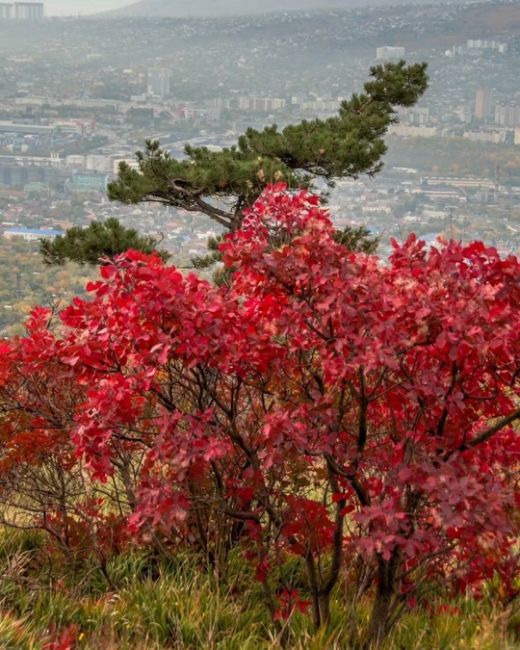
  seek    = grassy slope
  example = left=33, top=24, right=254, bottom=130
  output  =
left=0, top=530, right=517, bottom=649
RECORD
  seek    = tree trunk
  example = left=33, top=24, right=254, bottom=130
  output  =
left=319, top=593, right=331, bottom=627
left=366, top=581, right=393, bottom=647
left=308, top=590, right=331, bottom=630
left=365, top=553, right=401, bottom=648
left=118, top=460, right=137, bottom=510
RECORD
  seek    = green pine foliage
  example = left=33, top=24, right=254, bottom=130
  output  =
left=333, top=225, right=379, bottom=254
left=190, top=236, right=224, bottom=270
left=42, top=61, right=428, bottom=266
left=40, top=218, right=169, bottom=266
left=109, top=61, right=428, bottom=231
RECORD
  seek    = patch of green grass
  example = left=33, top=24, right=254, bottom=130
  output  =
left=0, top=529, right=516, bottom=649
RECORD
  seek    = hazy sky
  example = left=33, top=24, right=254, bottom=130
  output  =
left=45, top=1, right=130, bottom=15
left=44, top=0, right=487, bottom=17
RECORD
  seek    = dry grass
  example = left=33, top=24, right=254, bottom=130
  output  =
left=0, top=529, right=516, bottom=649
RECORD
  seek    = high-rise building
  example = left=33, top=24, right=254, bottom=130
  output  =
left=147, top=68, right=171, bottom=98
left=474, top=88, right=491, bottom=121
left=408, top=107, right=430, bottom=126
left=14, top=2, right=44, bottom=20
left=467, top=39, right=508, bottom=54
left=0, top=2, right=44, bottom=19
left=376, top=46, right=406, bottom=61
left=494, top=103, right=520, bottom=128
left=0, top=3, right=13, bottom=18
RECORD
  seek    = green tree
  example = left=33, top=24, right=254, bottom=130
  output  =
left=43, top=61, right=428, bottom=265
left=40, top=218, right=168, bottom=266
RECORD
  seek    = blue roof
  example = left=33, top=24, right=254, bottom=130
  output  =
left=5, top=228, right=63, bottom=236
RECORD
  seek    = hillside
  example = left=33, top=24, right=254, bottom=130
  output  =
left=101, top=0, right=483, bottom=18
left=462, top=0, right=520, bottom=32
left=400, top=1, right=520, bottom=48
left=356, top=1, right=520, bottom=50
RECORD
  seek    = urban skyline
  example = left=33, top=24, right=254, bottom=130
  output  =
left=45, top=0, right=128, bottom=14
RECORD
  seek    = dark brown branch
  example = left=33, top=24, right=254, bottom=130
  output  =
left=357, top=368, right=368, bottom=453
left=445, top=406, right=520, bottom=460
left=324, top=453, right=371, bottom=507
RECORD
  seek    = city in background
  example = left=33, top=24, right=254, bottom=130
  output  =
left=0, top=0, right=520, bottom=334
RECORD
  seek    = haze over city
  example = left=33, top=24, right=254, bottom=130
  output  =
left=44, top=0, right=491, bottom=16
left=0, top=0, right=517, bottom=331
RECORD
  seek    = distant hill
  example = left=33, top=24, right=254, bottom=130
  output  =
left=100, top=0, right=482, bottom=18
left=96, top=1, right=520, bottom=47
left=401, top=1, right=520, bottom=48
left=462, top=1, right=520, bottom=32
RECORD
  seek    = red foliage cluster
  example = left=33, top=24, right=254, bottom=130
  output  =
left=0, top=184, right=518, bottom=643
left=43, top=624, right=80, bottom=650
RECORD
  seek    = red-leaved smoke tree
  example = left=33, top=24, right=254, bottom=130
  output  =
left=0, top=309, right=131, bottom=579
left=0, top=184, right=519, bottom=646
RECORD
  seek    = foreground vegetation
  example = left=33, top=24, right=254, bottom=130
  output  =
left=0, top=529, right=516, bottom=650
left=0, top=55, right=517, bottom=649
left=0, top=186, right=518, bottom=649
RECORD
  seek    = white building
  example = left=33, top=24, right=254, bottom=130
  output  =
left=467, top=39, right=508, bottom=54
left=86, top=154, right=111, bottom=173
left=3, top=227, right=62, bottom=241
left=495, top=103, right=520, bottom=128
left=463, top=130, right=507, bottom=145
left=238, top=96, right=286, bottom=112
left=65, top=155, right=86, bottom=168
left=147, top=68, right=171, bottom=98
left=13, top=2, right=43, bottom=20
left=0, top=3, right=12, bottom=18
left=376, top=46, right=406, bottom=61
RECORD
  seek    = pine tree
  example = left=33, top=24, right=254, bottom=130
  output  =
left=42, top=61, right=428, bottom=265
left=40, top=218, right=168, bottom=266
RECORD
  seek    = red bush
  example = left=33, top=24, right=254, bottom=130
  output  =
left=1, top=184, right=519, bottom=644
